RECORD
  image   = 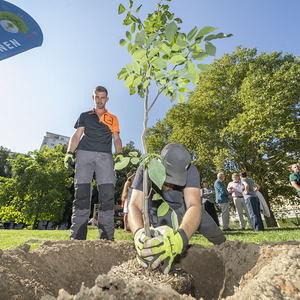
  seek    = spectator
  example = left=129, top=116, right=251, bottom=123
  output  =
left=201, top=181, right=219, bottom=226
left=240, top=171, right=264, bottom=231
left=214, top=173, right=232, bottom=231
left=227, top=173, right=253, bottom=230
left=289, top=164, right=300, bottom=197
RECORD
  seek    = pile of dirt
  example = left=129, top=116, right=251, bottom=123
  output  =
left=0, top=239, right=299, bottom=300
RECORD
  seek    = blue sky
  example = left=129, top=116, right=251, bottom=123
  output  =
left=1, top=0, right=299, bottom=154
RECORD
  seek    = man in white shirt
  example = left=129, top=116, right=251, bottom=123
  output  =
left=227, top=173, right=253, bottom=230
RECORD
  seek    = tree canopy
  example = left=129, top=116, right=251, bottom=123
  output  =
left=146, top=47, right=300, bottom=223
left=0, top=146, right=72, bottom=228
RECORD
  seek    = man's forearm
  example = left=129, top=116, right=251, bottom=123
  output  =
left=128, top=203, right=144, bottom=234
left=67, top=135, right=80, bottom=153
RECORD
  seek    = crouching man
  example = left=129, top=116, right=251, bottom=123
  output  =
left=128, top=143, right=226, bottom=274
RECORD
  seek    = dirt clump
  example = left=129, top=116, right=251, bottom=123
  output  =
left=0, top=239, right=299, bottom=300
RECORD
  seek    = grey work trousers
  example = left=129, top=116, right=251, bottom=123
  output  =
left=70, top=150, right=116, bottom=240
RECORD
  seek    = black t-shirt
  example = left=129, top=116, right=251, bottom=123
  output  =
left=75, top=109, right=120, bottom=153
left=132, top=164, right=200, bottom=227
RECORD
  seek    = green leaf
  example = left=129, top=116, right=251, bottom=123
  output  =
left=148, top=159, right=166, bottom=189
left=114, top=157, right=130, bottom=170
left=129, top=0, right=133, bottom=9
left=152, top=193, right=163, bottom=201
left=196, top=64, right=211, bottom=72
left=171, top=210, right=179, bottom=230
left=130, top=157, right=139, bottom=165
left=155, top=71, right=165, bottom=79
left=172, top=40, right=189, bottom=51
left=196, top=26, right=217, bottom=39
left=151, top=57, right=167, bottom=69
left=205, top=42, right=216, bottom=56
left=204, top=32, right=233, bottom=42
left=188, top=43, right=201, bottom=52
left=165, top=21, right=178, bottom=43
left=117, top=68, right=127, bottom=80
left=126, top=63, right=132, bottom=73
left=131, top=23, right=136, bottom=34
left=129, top=151, right=139, bottom=157
left=146, top=32, right=158, bottom=48
left=192, top=52, right=208, bottom=61
left=149, top=47, right=160, bottom=58
left=119, top=39, right=127, bottom=46
left=146, top=67, right=152, bottom=78
left=132, top=48, right=145, bottom=60
left=143, top=79, right=150, bottom=89
left=187, top=26, right=198, bottom=42
left=169, top=55, right=186, bottom=65
left=118, top=4, right=126, bottom=14
left=133, top=61, right=140, bottom=75
left=135, top=31, right=145, bottom=46
left=125, top=74, right=135, bottom=87
left=126, top=31, right=132, bottom=41
left=133, top=76, right=142, bottom=86
left=174, top=18, right=182, bottom=24
left=127, top=42, right=132, bottom=52
left=170, top=90, right=177, bottom=103
left=136, top=4, right=142, bottom=13
left=157, top=202, right=169, bottom=217
left=178, top=93, right=185, bottom=103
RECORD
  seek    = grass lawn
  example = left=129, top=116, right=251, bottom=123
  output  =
left=1, top=224, right=299, bottom=250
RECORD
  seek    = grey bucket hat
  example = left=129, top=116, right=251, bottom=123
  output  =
left=161, top=143, right=191, bottom=186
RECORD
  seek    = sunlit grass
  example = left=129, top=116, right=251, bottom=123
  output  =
left=1, top=224, right=299, bottom=250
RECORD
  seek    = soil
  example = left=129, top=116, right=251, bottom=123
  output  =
left=0, top=239, right=299, bottom=300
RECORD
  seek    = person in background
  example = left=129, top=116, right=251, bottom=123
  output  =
left=121, top=172, right=136, bottom=232
left=64, top=85, right=123, bottom=240
left=214, top=173, right=232, bottom=231
left=227, top=173, right=253, bottom=230
left=201, top=181, right=219, bottom=226
left=289, top=163, right=300, bottom=197
left=240, top=171, right=264, bottom=231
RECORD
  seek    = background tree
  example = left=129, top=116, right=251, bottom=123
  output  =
left=146, top=47, right=300, bottom=227
left=0, top=146, right=72, bottom=229
left=0, top=146, right=11, bottom=178
left=117, top=0, right=231, bottom=234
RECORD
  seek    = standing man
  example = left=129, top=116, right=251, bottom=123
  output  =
left=129, top=143, right=225, bottom=274
left=64, top=86, right=122, bottom=240
left=201, top=181, right=219, bottom=226
left=289, top=163, right=300, bottom=197
left=227, top=173, right=253, bottom=230
left=214, top=173, right=232, bottom=231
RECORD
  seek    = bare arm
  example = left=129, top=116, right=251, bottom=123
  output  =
left=128, top=189, right=144, bottom=234
left=291, top=181, right=300, bottom=192
left=113, top=131, right=122, bottom=153
left=180, top=187, right=202, bottom=239
left=253, top=182, right=260, bottom=192
left=67, top=127, right=85, bottom=152
left=242, top=181, right=249, bottom=194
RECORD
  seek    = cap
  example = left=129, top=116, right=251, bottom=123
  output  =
left=161, top=143, right=191, bottom=186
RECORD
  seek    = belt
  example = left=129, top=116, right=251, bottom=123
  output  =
left=236, top=196, right=244, bottom=198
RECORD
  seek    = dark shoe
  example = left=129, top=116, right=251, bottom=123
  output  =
left=223, top=228, right=232, bottom=231
left=241, top=227, right=246, bottom=230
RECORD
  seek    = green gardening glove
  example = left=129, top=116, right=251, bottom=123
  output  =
left=139, top=225, right=188, bottom=274
left=64, top=152, right=75, bottom=170
left=134, top=227, right=163, bottom=268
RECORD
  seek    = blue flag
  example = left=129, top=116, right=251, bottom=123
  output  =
left=0, top=0, right=43, bottom=61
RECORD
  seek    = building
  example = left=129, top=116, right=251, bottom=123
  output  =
left=40, top=132, right=70, bottom=150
